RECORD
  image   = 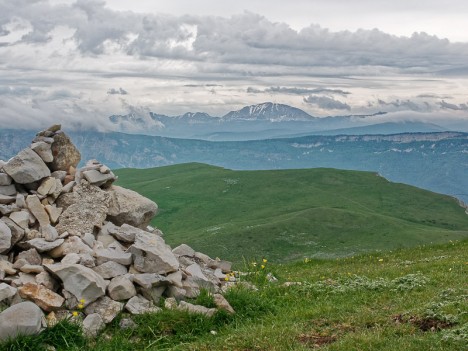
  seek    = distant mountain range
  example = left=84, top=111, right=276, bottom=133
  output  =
left=111, top=102, right=455, bottom=140
left=1, top=129, right=467, bottom=204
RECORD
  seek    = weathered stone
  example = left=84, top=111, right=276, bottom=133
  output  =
left=35, top=271, right=59, bottom=291
left=30, top=141, right=53, bottom=163
left=133, top=273, right=168, bottom=289
left=44, top=204, right=62, bottom=224
left=82, top=232, right=95, bottom=248
left=26, top=195, right=50, bottom=227
left=178, top=301, right=216, bottom=317
left=2, top=216, right=25, bottom=246
left=45, top=263, right=106, bottom=305
left=79, top=254, right=96, bottom=268
left=82, top=169, right=116, bottom=188
left=108, top=275, right=136, bottom=301
left=93, top=261, right=128, bottom=279
left=0, top=173, right=12, bottom=186
left=0, top=283, right=17, bottom=302
left=20, top=264, right=45, bottom=274
left=17, top=248, right=42, bottom=265
left=106, top=185, right=158, bottom=228
left=84, top=296, right=123, bottom=324
left=49, top=236, right=93, bottom=258
left=37, top=177, right=57, bottom=196
left=41, top=224, right=59, bottom=242
left=55, top=182, right=110, bottom=236
left=128, top=230, right=179, bottom=274
left=82, top=313, right=104, bottom=337
left=3, top=148, right=51, bottom=184
left=166, top=271, right=183, bottom=288
left=213, top=294, right=235, bottom=314
left=0, top=194, right=16, bottom=205
left=194, top=252, right=212, bottom=264
left=95, top=248, right=133, bottom=266
left=0, top=301, right=44, bottom=341
left=0, top=260, right=16, bottom=275
left=185, top=263, right=209, bottom=282
left=182, top=277, right=202, bottom=298
left=164, top=286, right=187, bottom=301
left=125, top=295, right=160, bottom=315
left=0, top=184, right=16, bottom=196
left=208, top=259, right=232, bottom=273
left=9, top=210, right=30, bottom=229
left=172, top=244, right=195, bottom=257
left=19, top=283, right=65, bottom=312
left=11, top=272, right=37, bottom=287
left=61, top=253, right=81, bottom=264
left=164, top=297, right=178, bottom=310
left=49, top=132, right=81, bottom=172
left=119, top=318, right=137, bottom=330
left=139, top=285, right=166, bottom=304
left=0, top=220, right=11, bottom=253
left=110, top=223, right=141, bottom=243
left=27, top=238, right=64, bottom=252
left=13, top=258, right=29, bottom=269
left=51, top=171, right=67, bottom=181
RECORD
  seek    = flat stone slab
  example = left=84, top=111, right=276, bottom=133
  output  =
left=0, top=301, right=44, bottom=341
left=27, top=238, right=64, bottom=252
left=3, top=147, right=50, bottom=184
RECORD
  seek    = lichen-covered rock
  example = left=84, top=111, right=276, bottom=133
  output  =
left=49, top=132, right=81, bottom=172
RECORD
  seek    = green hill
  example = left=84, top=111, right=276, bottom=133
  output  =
left=115, top=163, right=468, bottom=263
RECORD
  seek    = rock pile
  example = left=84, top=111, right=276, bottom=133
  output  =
left=0, top=125, right=234, bottom=340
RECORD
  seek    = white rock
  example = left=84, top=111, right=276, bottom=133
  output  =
left=178, top=301, right=216, bottom=317
left=125, top=295, right=160, bottom=315
left=108, top=275, right=137, bottom=301
left=0, top=220, right=12, bottom=253
left=31, top=141, right=53, bottom=163
left=172, top=244, right=196, bottom=257
left=95, top=248, right=133, bottom=266
left=83, top=313, right=104, bottom=337
left=26, top=195, right=50, bottom=227
left=0, top=173, right=12, bottom=186
left=84, top=296, right=123, bottom=324
left=93, top=261, right=128, bottom=279
left=0, top=283, right=17, bottom=302
left=9, top=210, right=30, bottom=229
left=0, top=184, right=16, bottom=196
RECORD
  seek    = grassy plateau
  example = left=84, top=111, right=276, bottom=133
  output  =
left=115, top=163, right=468, bottom=263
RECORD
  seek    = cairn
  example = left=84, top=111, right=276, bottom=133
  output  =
left=0, top=125, right=234, bottom=339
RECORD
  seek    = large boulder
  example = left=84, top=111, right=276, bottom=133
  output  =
left=106, top=186, right=158, bottom=228
left=3, top=148, right=50, bottom=184
left=0, top=301, right=44, bottom=341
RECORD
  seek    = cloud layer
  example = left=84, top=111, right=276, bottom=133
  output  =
left=0, top=0, right=467, bottom=129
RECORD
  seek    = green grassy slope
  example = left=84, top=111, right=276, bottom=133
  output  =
left=115, top=163, right=468, bottom=263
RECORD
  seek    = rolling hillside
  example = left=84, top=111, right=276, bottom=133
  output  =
left=115, top=164, right=468, bottom=263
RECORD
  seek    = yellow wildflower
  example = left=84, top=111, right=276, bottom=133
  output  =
left=72, top=311, right=78, bottom=317
left=378, top=258, right=384, bottom=262
left=262, top=258, right=267, bottom=263
left=77, top=304, right=84, bottom=309
left=79, top=299, right=85, bottom=303
left=261, top=265, right=265, bottom=269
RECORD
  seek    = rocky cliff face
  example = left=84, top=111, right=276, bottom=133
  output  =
left=0, top=125, right=235, bottom=340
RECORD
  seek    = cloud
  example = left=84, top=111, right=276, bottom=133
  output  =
left=439, top=100, right=468, bottom=111
left=248, top=86, right=350, bottom=96
left=376, top=99, right=431, bottom=112
left=303, top=95, right=351, bottom=110
left=107, top=87, right=128, bottom=95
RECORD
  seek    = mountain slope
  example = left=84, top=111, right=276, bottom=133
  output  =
left=115, top=164, right=468, bottom=263
left=222, top=102, right=315, bottom=121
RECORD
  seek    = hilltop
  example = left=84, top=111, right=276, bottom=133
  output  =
left=115, top=163, right=468, bottom=263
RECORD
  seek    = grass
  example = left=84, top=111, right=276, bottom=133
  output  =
left=1, top=240, right=466, bottom=350
left=115, top=163, right=468, bottom=263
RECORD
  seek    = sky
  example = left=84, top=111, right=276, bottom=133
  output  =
left=1, top=0, right=468, bottom=130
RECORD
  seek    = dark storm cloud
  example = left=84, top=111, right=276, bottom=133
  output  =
left=303, top=95, right=351, bottom=110
left=107, top=87, right=128, bottom=95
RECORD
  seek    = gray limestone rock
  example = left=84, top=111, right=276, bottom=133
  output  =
left=128, top=229, right=179, bottom=274
left=125, top=295, right=160, bottom=315
left=172, top=244, right=195, bottom=257
left=213, top=294, right=235, bottom=314
left=26, top=195, right=50, bottom=228
left=82, top=169, right=116, bottom=188
left=3, top=148, right=51, bottom=184
left=0, top=301, right=44, bottom=341
left=0, top=283, right=17, bottom=302
left=44, top=263, right=106, bottom=305
left=30, top=141, right=53, bottom=163
left=0, top=220, right=12, bottom=253
left=93, top=261, right=128, bottom=279
left=84, top=296, right=123, bottom=324
left=0, top=194, right=16, bottom=205
left=41, top=224, right=59, bottom=242
left=95, top=247, right=133, bottom=266
left=82, top=313, right=104, bottom=337
left=37, top=177, right=57, bottom=196
left=108, top=275, right=136, bottom=301
left=133, top=273, right=169, bottom=289
left=0, top=184, right=16, bottom=196
left=0, top=173, right=12, bottom=186
left=177, top=301, right=216, bottom=317
left=9, top=210, right=30, bottom=229
left=17, top=248, right=42, bottom=265
left=1, top=217, right=25, bottom=247
left=106, top=185, right=158, bottom=229
left=49, top=236, right=93, bottom=258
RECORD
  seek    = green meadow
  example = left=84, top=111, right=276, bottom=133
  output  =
left=115, top=163, right=468, bottom=263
